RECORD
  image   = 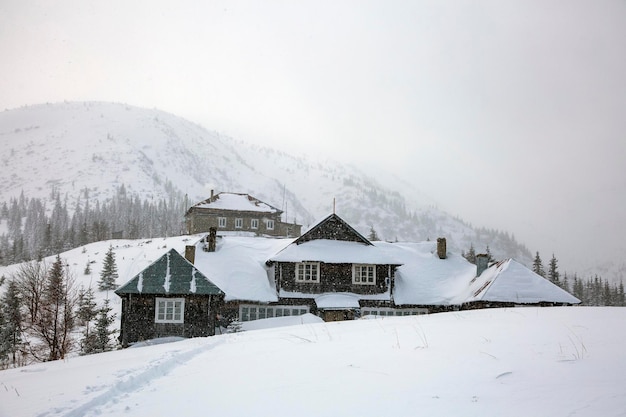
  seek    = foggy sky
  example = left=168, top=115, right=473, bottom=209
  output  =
left=1, top=0, right=625, bottom=272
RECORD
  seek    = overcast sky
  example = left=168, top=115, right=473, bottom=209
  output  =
left=1, top=0, right=625, bottom=272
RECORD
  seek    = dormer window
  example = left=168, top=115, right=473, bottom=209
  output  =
left=353, top=264, right=376, bottom=285
left=296, top=262, right=320, bottom=283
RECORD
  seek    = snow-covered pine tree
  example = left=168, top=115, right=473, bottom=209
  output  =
left=532, top=251, right=545, bottom=278
left=368, top=226, right=380, bottom=241
left=93, top=298, right=117, bottom=353
left=77, top=286, right=97, bottom=326
left=485, top=245, right=494, bottom=262
left=547, top=254, right=560, bottom=285
left=98, top=245, right=119, bottom=291
left=464, top=244, right=476, bottom=264
left=0, top=280, right=24, bottom=368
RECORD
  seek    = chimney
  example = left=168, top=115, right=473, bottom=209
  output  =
left=184, top=245, right=195, bottom=264
left=476, top=254, right=489, bottom=276
left=210, top=189, right=214, bottom=199
left=207, top=227, right=217, bottom=252
left=436, top=237, right=447, bottom=259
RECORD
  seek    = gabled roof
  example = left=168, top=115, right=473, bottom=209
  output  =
left=293, top=213, right=372, bottom=245
left=186, top=192, right=282, bottom=215
left=115, top=249, right=223, bottom=296
left=464, top=259, right=581, bottom=305
left=268, top=239, right=401, bottom=265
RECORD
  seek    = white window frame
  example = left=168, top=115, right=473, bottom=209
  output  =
left=239, top=304, right=309, bottom=322
left=353, top=264, right=376, bottom=285
left=155, top=297, right=185, bottom=323
left=296, top=262, right=320, bottom=283
left=266, top=219, right=275, bottom=230
left=218, top=217, right=227, bottom=228
left=251, top=218, right=259, bottom=229
left=235, top=218, right=243, bottom=229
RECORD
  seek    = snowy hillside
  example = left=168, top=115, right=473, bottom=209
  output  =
left=0, top=101, right=531, bottom=263
left=1, top=307, right=625, bottom=417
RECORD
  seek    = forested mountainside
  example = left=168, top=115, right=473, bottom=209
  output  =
left=0, top=102, right=531, bottom=264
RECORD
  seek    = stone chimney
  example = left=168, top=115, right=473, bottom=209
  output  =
left=436, top=237, right=447, bottom=259
left=476, top=254, right=489, bottom=276
left=207, top=227, right=217, bottom=252
left=184, top=245, right=195, bottom=264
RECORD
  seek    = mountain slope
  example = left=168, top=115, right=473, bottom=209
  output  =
left=0, top=101, right=531, bottom=263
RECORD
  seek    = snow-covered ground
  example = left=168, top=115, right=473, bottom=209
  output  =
left=1, top=307, right=625, bottom=417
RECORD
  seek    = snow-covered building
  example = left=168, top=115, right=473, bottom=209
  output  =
left=116, top=213, right=580, bottom=343
left=184, top=191, right=302, bottom=238
left=114, top=248, right=224, bottom=346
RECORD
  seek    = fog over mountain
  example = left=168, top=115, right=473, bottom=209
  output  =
left=0, top=102, right=533, bottom=267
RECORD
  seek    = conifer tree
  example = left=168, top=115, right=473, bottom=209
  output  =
left=547, top=254, right=560, bottom=285
left=94, top=298, right=117, bottom=353
left=98, top=245, right=119, bottom=291
left=33, top=255, right=77, bottom=361
left=368, top=226, right=380, bottom=241
left=464, top=244, right=476, bottom=264
left=0, top=280, right=24, bottom=368
left=485, top=245, right=494, bottom=262
left=532, top=251, right=545, bottom=277
left=77, top=287, right=98, bottom=326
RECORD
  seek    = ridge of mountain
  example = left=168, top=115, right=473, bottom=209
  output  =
left=0, top=101, right=531, bottom=264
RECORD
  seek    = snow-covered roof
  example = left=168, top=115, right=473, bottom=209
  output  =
left=192, top=236, right=292, bottom=302
left=381, top=241, right=478, bottom=305
left=191, top=192, right=282, bottom=214
left=269, top=239, right=401, bottom=264
left=463, top=258, right=581, bottom=304
left=115, top=249, right=223, bottom=296
left=315, top=293, right=361, bottom=309
left=118, top=234, right=579, bottom=307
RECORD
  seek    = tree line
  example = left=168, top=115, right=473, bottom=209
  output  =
left=0, top=184, right=187, bottom=265
left=0, top=246, right=119, bottom=369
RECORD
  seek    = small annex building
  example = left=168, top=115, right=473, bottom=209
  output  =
left=115, top=248, right=224, bottom=346
left=184, top=191, right=302, bottom=238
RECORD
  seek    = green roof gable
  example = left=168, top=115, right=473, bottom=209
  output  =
left=115, top=249, right=223, bottom=296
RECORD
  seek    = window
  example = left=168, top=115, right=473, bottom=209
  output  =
left=235, top=218, right=243, bottom=229
left=238, top=305, right=309, bottom=322
left=266, top=219, right=274, bottom=230
left=361, top=307, right=428, bottom=317
left=353, top=264, right=376, bottom=285
left=155, top=298, right=185, bottom=323
left=218, top=217, right=227, bottom=228
left=296, top=262, right=320, bottom=283
left=251, top=218, right=259, bottom=229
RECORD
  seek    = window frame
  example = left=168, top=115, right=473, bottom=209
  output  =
left=235, top=218, right=243, bottom=229
left=266, top=219, right=275, bottom=230
left=239, top=304, right=309, bottom=322
left=295, top=262, right=320, bottom=283
left=155, top=297, right=185, bottom=324
left=251, top=218, right=259, bottom=229
left=218, top=217, right=227, bottom=228
left=352, top=264, right=376, bottom=285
